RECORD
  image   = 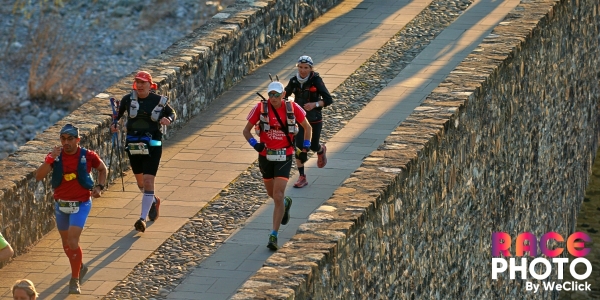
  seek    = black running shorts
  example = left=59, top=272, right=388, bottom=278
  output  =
left=258, top=155, right=293, bottom=179
left=127, top=145, right=162, bottom=176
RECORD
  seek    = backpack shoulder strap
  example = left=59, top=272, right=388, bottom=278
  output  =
left=256, top=100, right=270, bottom=133
left=285, top=100, right=294, bottom=113
left=261, top=100, right=268, bottom=114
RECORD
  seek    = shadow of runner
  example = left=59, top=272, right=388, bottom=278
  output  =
left=39, top=230, right=140, bottom=299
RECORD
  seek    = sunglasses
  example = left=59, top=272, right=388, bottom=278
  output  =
left=268, top=92, right=282, bottom=97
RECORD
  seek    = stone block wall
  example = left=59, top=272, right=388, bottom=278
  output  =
left=233, top=0, right=600, bottom=299
left=0, top=0, right=342, bottom=266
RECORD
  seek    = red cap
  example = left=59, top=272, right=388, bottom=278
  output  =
left=135, top=71, right=153, bottom=84
left=133, top=71, right=158, bottom=90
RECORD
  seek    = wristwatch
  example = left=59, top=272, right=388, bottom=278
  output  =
left=95, top=184, right=104, bottom=190
left=315, top=101, right=320, bottom=108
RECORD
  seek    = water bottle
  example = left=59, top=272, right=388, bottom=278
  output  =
left=129, top=100, right=139, bottom=118
left=130, top=90, right=139, bottom=118
left=254, top=124, right=260, bottom=135
left=151, top=96, right=169, bottom=122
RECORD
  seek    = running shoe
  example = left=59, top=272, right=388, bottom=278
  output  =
left=80, top=263, right=88, bottom=281
left=134, top=218, right=146, bottom=233
left=293, top=175, right=308, bottom=188
left=148, top=195, right=161, bottom=221
left=267, top=234, right=278, bottom=251
left=68, top=278, right=81, bottom=294
left=281, top=196, right=292, bottom=225
left=317, top=144, right=327, bottom=168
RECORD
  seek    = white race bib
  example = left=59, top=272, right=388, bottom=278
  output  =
left=266, top=148, right=286, bottom=161
left=58, top=200, right=80, bottom=214
left=128, top=143, right=149, bottom=155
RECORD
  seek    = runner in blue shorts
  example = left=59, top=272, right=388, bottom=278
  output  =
left=36, top=124, right=107, bottom=294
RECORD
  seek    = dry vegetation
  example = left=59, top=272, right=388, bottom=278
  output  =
left=1, top=0, right=93, bottom=109
left=139, top=0, right=177, bottom=28
left=0, top=0, right=232, bottom=110
left=26, top=15, right=91, bottom=106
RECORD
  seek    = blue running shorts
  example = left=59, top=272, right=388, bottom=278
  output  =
left=54, top=199, right=92, bottom=231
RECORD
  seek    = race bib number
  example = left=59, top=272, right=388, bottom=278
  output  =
left=58, top=200, right=80, bottom=214
left=128, top=143, right=149, bottom=155
left=266, top=148, right=286, bottom=161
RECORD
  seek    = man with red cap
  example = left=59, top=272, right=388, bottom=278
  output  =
left=36, top=123, right=108, bottom=294
left=111, top=71, right=176, bottom=233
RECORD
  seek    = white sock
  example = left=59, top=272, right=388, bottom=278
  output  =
left=141, top=192, right=154, bottom=220
left=140, top=187, right=157, bottom=204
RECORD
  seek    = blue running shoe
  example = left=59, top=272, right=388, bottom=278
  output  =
left=267, top=234, right=278, bottom=251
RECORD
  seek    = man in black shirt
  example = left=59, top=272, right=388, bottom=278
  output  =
left=111, top=71, right=176, bottom=232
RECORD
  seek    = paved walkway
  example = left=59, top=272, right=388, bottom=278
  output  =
left=168, top=0, right=521, bottom=298
left=0, top=0, right=519, bottom=298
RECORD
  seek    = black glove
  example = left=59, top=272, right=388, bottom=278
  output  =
left=298, top=150, right=308, bottom=163
left=253, top=143, right=265, bottom=152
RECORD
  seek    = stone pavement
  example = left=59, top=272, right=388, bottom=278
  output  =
left=0, top=0, right=520, bottom=298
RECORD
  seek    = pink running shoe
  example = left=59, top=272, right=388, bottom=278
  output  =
left=317, top=144, right=327, bottom=168
left=293, top=174, right=308, bottom=188
left=148, top=195, right=161, bottom=221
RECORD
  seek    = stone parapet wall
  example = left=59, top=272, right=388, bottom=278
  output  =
left=0, top=0, right=342, bottom=266
left=233, top=0, right=600, bottom=299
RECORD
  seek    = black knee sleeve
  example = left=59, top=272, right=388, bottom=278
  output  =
left=310, top=144, right=321, bottom=153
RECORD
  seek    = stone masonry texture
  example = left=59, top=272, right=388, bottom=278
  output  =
left=232, top=0, right=600, bottom=299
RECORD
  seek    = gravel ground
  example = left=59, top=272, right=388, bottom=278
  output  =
left=103, top=0, right=474, bottom=298
left=0, top=0, right=233, bottom=159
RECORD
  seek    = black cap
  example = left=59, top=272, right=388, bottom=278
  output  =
left=59, top=124, right=79, bottom=137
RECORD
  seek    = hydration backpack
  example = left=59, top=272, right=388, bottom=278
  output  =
left=254, top=98, right=299, bottom=136
left=51, top=148, right=95, bottom=190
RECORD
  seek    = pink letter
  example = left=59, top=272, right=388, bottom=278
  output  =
left=567, top=232, right=591, bottom=257
left=540, top=232, right=564, bottom=257
left=492, top=232, right=511, bottom=257
left=516, top=232, right=537, bottom=257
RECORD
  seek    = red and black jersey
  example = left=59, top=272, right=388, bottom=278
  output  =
left=247, top=102, right=306, bottom=156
